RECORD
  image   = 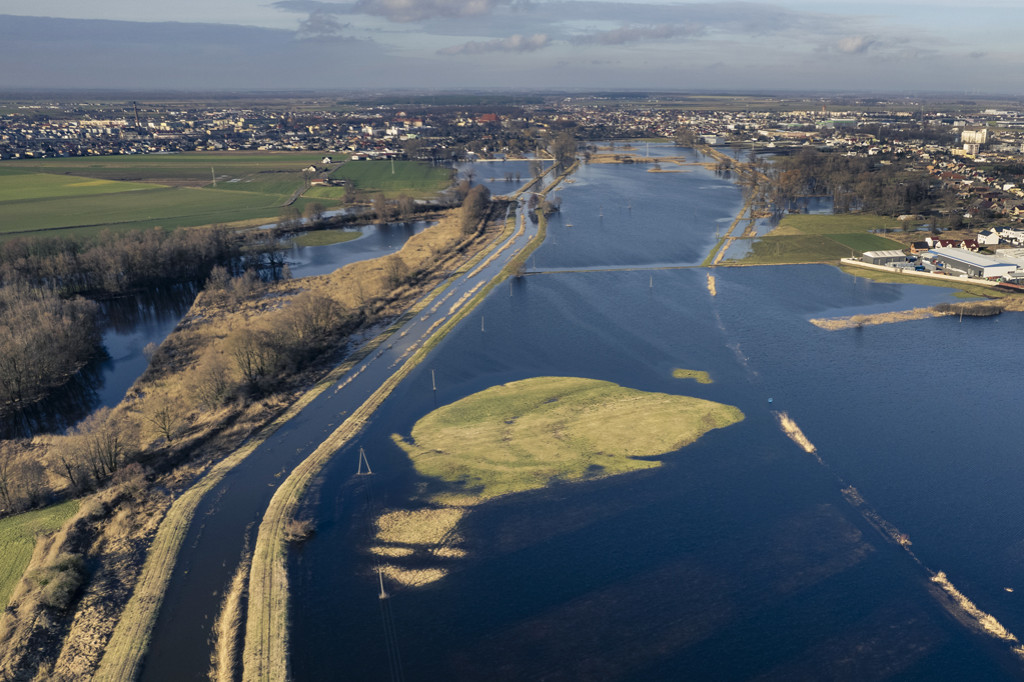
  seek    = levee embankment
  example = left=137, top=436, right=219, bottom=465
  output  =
left=241, top=164, right=576, bottom=681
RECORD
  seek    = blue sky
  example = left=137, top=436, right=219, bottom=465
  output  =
left=1, top=0, right=1022, bottom=93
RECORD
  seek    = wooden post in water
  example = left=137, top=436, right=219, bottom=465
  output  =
left=378, top=567, right=389, bottom=600
left=431, top=369, right=437, bottom=392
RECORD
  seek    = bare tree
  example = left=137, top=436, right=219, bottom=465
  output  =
left=143, top=392, right=186, bottom=443
left=383, top=255, right=410, bottom=289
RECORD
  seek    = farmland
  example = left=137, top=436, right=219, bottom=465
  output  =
left=317, top=159, right=452, bottom=198
left=0, top=154, right=458, bottom=240
left=0, top=152, right=336, bottom=239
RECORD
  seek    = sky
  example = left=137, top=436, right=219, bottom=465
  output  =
left=1, top=0, right=1023, bottom=94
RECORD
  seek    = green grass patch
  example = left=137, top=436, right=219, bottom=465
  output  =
left=0, top=500, right=79, bottom=609
left=0, top=187, right=309, bottom=239
left=825, top=233, right=907, bottom=253
left=0, top=170, right=161, bottom=202
left=672, top=368, right=712, bottom=384
left=0, top=152, right=327, bottom=185
left=392, top=376, right=744, bottom=502
left=212, top=172, right=309, bottom=197
left=727, top=235, right=853, bottom=264
left=290, top=229, right=362, bottom=247
left=329, top=160, right=451, bottom=197
left=775, top=213, right=901, bottom=235
left=302, top=185, right=349, bottom=200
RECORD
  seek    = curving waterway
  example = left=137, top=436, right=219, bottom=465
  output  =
left=289, top=147, right=1024, bottom=680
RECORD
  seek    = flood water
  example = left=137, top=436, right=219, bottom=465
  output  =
left=13, top=218, right=432, bottom=438
left=290, top=147, right=1024, bottom=680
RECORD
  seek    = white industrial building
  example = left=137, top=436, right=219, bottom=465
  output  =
left=926, top=248, right=1020, bottom=279
left=861, top=250, right=908, bottom=266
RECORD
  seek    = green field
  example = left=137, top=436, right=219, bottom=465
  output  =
left=290, top=228, right=362, bottom=247
left=826, top=233, right=907, bottom=253
left=327, top=160, right=452, bottom=198
left=0, top=153, right=455, bottom=239
left=773, top=213, right=902, bottom=235
left=0, top=171, right=159, bottom=202
left=0, top=187, right=312, bottom=237
left=0, top=500, right=79, bottom=609
left=0, top=152, right=345, bottom=239
left=0, top=152, right=327, bottom=185
left=725, top=213, right=908, bottom=265
left=726, top=235, right=856, bottom=265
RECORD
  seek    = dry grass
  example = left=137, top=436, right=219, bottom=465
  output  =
left=774, top=411, right=818, bottom=457
left=931, top=571, right=1020, bottom=645
left=209, top=553, right=252, bottom=682
left=375, top=508, right=466, bottom=545
left=810, top=307, right=950, bottom=330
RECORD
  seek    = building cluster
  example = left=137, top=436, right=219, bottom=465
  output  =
left=8, top=95, right=1024, bottom=235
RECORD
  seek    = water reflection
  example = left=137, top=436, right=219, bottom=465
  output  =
left=2, top=357, right=106, bottom=439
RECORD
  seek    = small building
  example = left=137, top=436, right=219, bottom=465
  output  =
left=978, top=229, right=1001, bottom=246
left=861, top=250, right=908, bottom=266
left=926, top=248, right=1018, bottom=279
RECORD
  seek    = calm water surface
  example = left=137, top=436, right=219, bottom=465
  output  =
left=290, top=149, right=1024, bottom=680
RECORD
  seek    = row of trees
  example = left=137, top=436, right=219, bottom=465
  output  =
left=0, top=225, right=284, bottom=297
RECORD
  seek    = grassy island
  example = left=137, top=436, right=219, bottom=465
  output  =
left=392, top=376, right=743, bottom=503
left=373, top=377, right=743, bottom=589
left=672, top=368, right=713, bottom=384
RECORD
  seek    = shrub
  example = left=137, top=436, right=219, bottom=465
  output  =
left=30, top=552, right=85, bottom=610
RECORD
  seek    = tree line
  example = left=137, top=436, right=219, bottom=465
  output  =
left=0, top=226, right=283, bottom=297
left=761, top=148, right=936, bottom=216
left=0, top=285, right=100, bottom=427
left=0, top=226, right=286, bottom=428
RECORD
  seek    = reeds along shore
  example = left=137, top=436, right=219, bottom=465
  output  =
left=811, top=298, right=1014, bottom=330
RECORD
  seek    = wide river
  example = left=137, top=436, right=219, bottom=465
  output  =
left=289, top=148, right=1024, bottom=680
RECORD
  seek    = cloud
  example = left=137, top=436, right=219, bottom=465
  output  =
left=438, top=32, right=549, bottom=55
left=572, top=23, right=705, bottom=46
left=835, top=35, right=876, bottom=54
left=296, top=8, right=352, bottom=39
left=354, top=0, right=507, bottom=22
